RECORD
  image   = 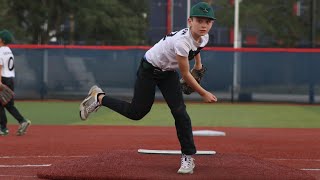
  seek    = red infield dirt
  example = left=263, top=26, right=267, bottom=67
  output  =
left=0, top=125, right=319, bottom=180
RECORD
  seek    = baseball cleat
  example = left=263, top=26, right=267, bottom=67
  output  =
left=177, top=154, right=195, bottom=174
left=80, top=85, right=105, bottom=120
left=16, top=119, right=31, bottom=136
left=0, top=128, right=9, bottom=136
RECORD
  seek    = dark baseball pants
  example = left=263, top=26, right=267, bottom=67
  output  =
left=0, top=77, right=25, bottom=129
left=101, top=59, right=196, bottom=155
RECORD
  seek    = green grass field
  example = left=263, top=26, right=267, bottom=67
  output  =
left=7, top=101, right=320, bottom=128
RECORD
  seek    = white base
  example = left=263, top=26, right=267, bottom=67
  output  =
left=193, top=130, right=226, bottom=136
left=138, top=149, right=216, bottom=155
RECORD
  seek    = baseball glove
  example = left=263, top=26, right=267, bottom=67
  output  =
left=0, top=84, right=14, bottom=106
left=180, top=66, right=207, bottom=95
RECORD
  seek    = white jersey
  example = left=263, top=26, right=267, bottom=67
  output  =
left=145, top=28, right=209, bottom=71
left=0, top=46, right=15, bottom=78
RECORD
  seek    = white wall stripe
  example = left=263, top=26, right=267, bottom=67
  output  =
left=0, top=155, right=88, bottom=159
left=301, top=169, right=320, bottom=171
left=0, top=175, right=37, bottom=178
left=265, top=158, right=320, bottom=162
left=0, top=164, right=51, bottom=168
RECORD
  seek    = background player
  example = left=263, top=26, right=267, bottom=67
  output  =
left=0, top=29, right=31, bottom=136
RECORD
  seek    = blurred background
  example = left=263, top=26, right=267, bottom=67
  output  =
left=1, top=0, right=320, bottom=103
left=1, top=0, right=319, bottom=47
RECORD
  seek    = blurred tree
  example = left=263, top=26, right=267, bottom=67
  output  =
left=214, top=0, right=320, bottom=47
left=0, top=0, right=148, bottom=45
left=0, top=0, right=26, bottom=42
left=73, top=0, right=148, bottom=45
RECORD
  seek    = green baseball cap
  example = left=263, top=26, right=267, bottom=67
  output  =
left=190, top=2, right=216, bottom=20
left=0, top=29, right=14, bottom=44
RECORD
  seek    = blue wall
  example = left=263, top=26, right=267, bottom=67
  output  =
left=11, top=47, right=320, bottom=103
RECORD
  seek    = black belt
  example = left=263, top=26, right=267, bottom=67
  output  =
left=141, top=59, right=156, bottom=70
left=141, top=58, right=164, bottom=71
left=140, top=58, right=173, bottom=78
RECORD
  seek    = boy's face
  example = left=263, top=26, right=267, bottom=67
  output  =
left=188, top=17, right=214, bottom=36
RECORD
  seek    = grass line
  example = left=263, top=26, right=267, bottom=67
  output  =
left=7, top=101, right=320, bottom=128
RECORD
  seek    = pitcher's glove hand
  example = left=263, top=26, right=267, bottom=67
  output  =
left=180, top=65, right=207, bottom=95
left=0, top=84, right=14, bottom=106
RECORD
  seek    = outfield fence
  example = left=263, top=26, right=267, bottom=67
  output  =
left=10, top=45, right=320, bottom=104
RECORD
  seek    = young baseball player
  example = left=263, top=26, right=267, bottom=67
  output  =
left=0, top=29, right=31, bottom=136
left=80, top=2, right=217, bottom=174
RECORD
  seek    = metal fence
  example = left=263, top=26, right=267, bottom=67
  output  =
left=11, top=45, right=320, bottom=103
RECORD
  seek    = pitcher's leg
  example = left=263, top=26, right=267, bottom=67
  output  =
left=101, top=65, right=157, bottom=120
left=157, top=72, right=196, bottom=155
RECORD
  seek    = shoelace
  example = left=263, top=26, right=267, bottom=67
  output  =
left=181, top=155, right=193, bottom=168
left=86, top=101, right=100, bottom=113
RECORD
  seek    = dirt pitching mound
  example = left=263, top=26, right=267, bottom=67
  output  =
left=37, top=150, right=314, bottom=180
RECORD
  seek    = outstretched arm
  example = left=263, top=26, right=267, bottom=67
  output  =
left=177, top=54, right=217, bottom=103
